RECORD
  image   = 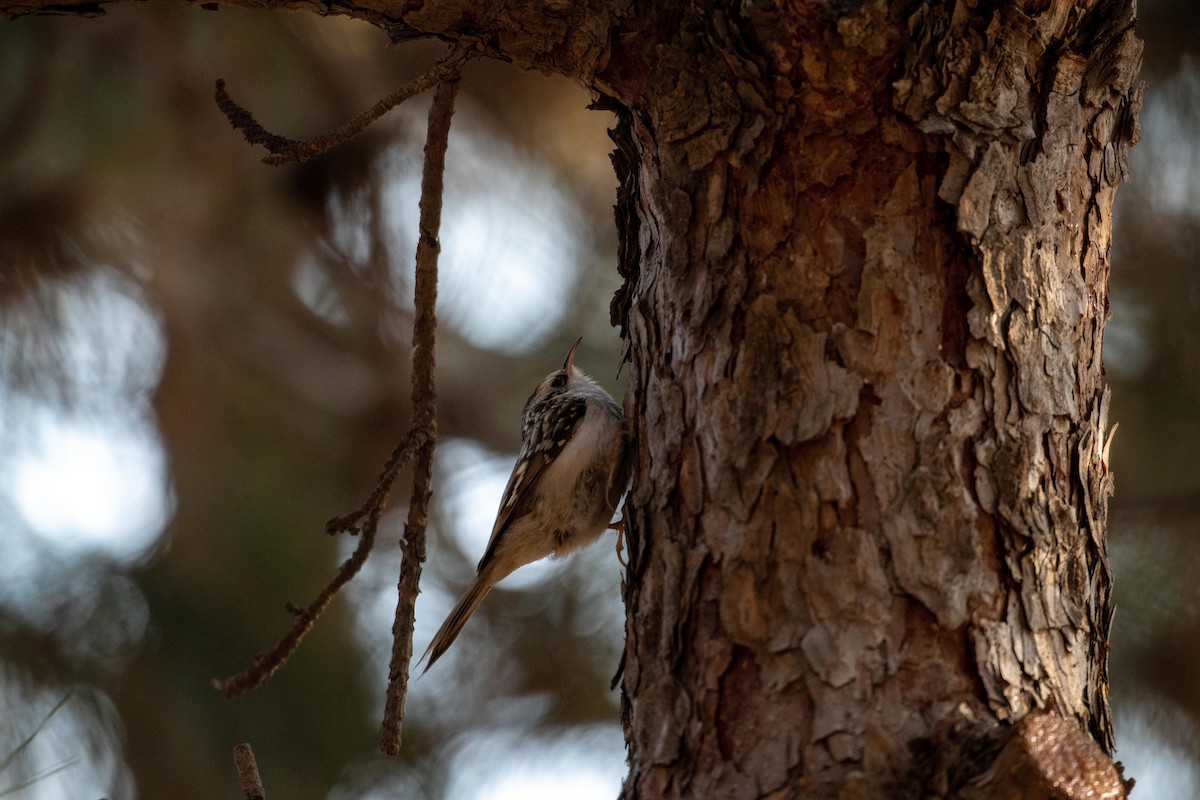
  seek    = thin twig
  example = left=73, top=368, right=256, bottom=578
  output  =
left=213, top=513, right=373, bottom=698
left=232, top=743, right=265, bottom=800
left=212, top=78, right=295, bottom=155
left=212, top=39, right=464, bottom=732
left=379, top=72, right=460, bottom=757
left=213, top=430, right=426, bottom=699
left=326, top=429, right=431, bottom=536
left=215, top=45, right=473, bottom=166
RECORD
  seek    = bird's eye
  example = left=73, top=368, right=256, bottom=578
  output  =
left=550, top=374, right=567, bottom=389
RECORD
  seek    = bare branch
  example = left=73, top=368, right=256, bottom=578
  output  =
left=379, top=71, right=460, bottom=757
left=212, top=36, right=466, bottom=711
left=232, top=743, right=266, bottom=800
left=213, top=429, right=426, bottom=699
left=213, top=78, right=296, bottom=155
left=215, top=50, right=461, bottom=745
left=215, top=44, right=473, bottom=166
left=325, top=429, right=431, bottom=536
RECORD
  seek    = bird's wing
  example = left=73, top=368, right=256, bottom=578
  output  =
left=477, top=397, right=586, bottom=571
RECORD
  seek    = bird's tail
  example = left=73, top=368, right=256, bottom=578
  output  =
left=419, top=567, right=496, bottom=674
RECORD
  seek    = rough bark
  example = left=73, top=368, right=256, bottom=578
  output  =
left=601, top=1, right=1139, bottom=797
left=2, top=0, right=1141, bottom=796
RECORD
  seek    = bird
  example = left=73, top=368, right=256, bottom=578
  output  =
left=420, top=338, right=630, bottom=672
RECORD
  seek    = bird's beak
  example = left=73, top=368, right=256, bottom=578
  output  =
left=563, top=337, right=583, bottom=372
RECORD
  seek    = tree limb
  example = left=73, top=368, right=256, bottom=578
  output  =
left=232, top=743, right=266, bottom=800
left=1, top=0, right=620, bottom=82
left=214, top=44, right=474, bottom=165
left=211, top=430, right=427, bottom=699
left=378, top=70, right=459, bottom=758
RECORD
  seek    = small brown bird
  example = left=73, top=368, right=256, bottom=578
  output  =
left=421, top=339, right=629, bottom=672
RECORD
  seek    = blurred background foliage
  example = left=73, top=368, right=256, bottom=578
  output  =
left=0, top=2, right=1197, bottom=798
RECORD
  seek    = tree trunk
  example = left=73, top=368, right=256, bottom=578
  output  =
left=2, top=0, right=1142, bottom=795
left=602, top=1, right=1140, bottom=796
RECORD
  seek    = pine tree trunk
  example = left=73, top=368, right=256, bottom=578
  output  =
left=1, top=0, right=1143, bottom=794
left=600, top=1, right=1141, bottom=796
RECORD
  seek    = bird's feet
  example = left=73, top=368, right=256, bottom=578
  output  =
left=608, top=515, right=628, bottom=568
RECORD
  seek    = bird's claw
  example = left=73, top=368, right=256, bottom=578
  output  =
left=609, top=516, right=628, bottom=568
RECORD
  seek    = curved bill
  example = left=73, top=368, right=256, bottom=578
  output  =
left=563, top=337, right=583, bottom=371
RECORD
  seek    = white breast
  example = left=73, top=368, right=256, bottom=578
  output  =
left=539, top=397, right=621, bottom=502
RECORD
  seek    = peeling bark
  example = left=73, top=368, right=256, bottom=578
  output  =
left=895, top=0, right=1140, bottom=758
left=1, top=0, right=1142, bottom=795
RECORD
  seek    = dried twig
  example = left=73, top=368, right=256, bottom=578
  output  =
left=212, top=432, right=425, bottom=699
left=215, top=45, right=473, bottom=166
left=232, top=743, right=265, bottom=800
left=379, top=72, right=460, bottom=757
left=325, top=430, right=431, bottom=536
left=214, top=44, right=463, bottom=759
